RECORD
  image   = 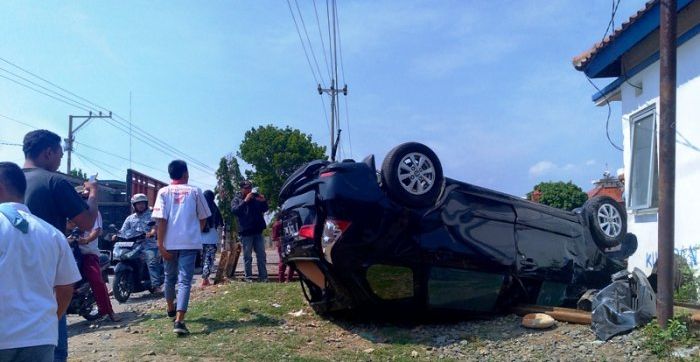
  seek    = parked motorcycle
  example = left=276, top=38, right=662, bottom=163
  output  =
left=111, top=223, right=159, bottom=303
left=65, top=227, right=111, bottom=321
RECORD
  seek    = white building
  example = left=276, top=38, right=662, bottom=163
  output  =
left=574, top=0, right=700, bottom=274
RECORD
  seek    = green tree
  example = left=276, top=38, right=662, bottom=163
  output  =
left=527, top=181, right=588, bottom=211
left=215, top=154, right=244, bottom=232
left=238, top=125, right=326, bottom=210
left=69, top=168, right=87, bottom=180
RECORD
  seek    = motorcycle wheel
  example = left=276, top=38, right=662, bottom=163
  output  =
left=80, top=303, right=101, bottom=321
left=113, top=271, right=132, bottom=303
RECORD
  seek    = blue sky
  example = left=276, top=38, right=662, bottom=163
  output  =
left=0, top=1, right=647, bottom=196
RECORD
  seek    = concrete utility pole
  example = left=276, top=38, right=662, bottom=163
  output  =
left=657, top=0, right=677, bottom=328
left=65, top=111, right=112, bottom=174
left=318, top=80, right=347, bottom=161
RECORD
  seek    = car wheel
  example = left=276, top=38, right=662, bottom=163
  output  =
left=381, top=142, right=444, bottom=208
left=584, top=196, right=626, bottom=248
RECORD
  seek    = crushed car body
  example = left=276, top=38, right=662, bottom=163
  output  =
left=278, top=142, right=636, bottom=317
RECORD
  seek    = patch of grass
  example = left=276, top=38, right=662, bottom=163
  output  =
left=642, top=315, right=698, bottom=357
left=126, top=282, right=453, bottom=361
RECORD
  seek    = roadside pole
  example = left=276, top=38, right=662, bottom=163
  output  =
left=64, top=111, right=112, bottom=174
left=657, top=0, right=677, bottom=329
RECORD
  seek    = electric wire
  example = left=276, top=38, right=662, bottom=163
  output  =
left=312, top=0, right=333, bottom=80
left=583, top=0, right=624, bottom=152
left=102, top=118, right=213, bottom=175
left=75, top=141, right=215, bottom=188
left=333, top=0, right=352, bottom=158
left=294, top=0, right=327, bottom=86
left=73, top=152, right=121, bottom=178
left=0, top=112, right=39, bottom=129
left=0, top=66, right=99, bottom=115
left=286, top=0, right=322, bottom=86
left=0, top=140, right=23, bottom=147
left=0, top=57, right=215, bottom=172
left=0, top=73, right=93, bottom=113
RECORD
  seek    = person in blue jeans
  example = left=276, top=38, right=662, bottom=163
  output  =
left=152, top=160, right=210, bottom=335
left=231, top=180, right=269, bottom=282
left=21, top=130, right=101, bottom=361
left=113, top=193, right=164, bottom=292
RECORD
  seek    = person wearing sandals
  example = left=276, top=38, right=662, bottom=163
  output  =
left=200, top=190, right=223, bottom=287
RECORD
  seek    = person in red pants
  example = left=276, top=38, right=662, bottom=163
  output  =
left=272, top=219, right=295, bottom=282
left=73, top=188, right=119, bottom=321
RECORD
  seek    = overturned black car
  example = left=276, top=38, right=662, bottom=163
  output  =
left=278, top=142, right=635, bottom=316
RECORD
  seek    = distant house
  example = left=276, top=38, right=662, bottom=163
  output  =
left=587, top=170, right=624, bottom=204
left=573, top=0, right=700, bottom=274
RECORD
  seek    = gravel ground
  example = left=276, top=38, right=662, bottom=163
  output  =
left=65, top=249, right=664, bottom=361
left=395, top=315, right=657, bottom=361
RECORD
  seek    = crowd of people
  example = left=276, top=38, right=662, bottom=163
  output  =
left=0, top=129, right=292, bottom=361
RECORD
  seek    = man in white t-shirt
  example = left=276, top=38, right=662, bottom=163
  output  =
left=0, top=162, right=81, bottom=362
left=152, top=160, right=211, bottom=336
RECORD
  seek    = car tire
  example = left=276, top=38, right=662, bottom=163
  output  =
left=381, top=142, right=444, bottom=208
left=584, top=196, right=626, bottom=248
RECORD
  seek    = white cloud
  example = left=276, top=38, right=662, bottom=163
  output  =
left=529, top=161, right=556, bottom=177
left=586, top=159, right=597, bottom=166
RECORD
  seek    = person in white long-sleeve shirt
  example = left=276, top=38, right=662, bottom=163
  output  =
left=0, top=162, right=81, bottom=362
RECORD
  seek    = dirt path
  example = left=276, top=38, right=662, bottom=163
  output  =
left=67, top=248, right=281, bottom=361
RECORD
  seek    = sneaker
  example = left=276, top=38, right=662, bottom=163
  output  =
left=167, top=309, right=176, bottom=320
left=201, top=278, right=210, bottom=287
left=173, top=321, right=189, bottom=335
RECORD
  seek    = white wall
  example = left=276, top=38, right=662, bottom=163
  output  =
left=622, top=33, right=700, bottom=275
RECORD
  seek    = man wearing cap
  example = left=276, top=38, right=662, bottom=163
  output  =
left=231, top=180, right=269, bottom=282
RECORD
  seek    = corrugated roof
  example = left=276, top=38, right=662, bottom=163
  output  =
left=572, top=0, right=658, bottom=71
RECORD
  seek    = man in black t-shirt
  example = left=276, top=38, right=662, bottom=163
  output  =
left=22, top=129, right=99, bottom=362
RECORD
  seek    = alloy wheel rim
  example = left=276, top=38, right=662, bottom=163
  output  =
left=597, top=204, right=622, bottom=238
left=397, top=152, right=435, bottom=195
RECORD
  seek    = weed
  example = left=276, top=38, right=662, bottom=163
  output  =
left=642, top=316, right=695, bottom=357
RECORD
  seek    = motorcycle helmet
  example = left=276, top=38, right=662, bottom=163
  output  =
left=130, top=193, right=148, bottom=205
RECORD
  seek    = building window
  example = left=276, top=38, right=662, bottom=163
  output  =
left=629, top=106, right=658, bottom=210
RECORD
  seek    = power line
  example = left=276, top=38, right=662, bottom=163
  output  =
left=0, top=56, right=215, bottom=172
left=0, top=140, right=22, bottom=147
left=0, top=73, right=92, bottom=113
left=0, top=66, right=98, bottom=114
left=582, top=0, right=624, bottom=152
left=333, top=0, right=351, bottom=158
left=102, top=118, right=214, bottom=175
left=73, top=152, right=120, bottom=179
left=312, top=0, right=333, bottom=81
left=75, top=141, right=215, bottom=188
left=294, top=0, right=327, bottom=86
left=286, top=0, right=323, bottom=86
left=0, top=56, right=108, bottom=113
left=0, top=112, right=39, bottom=129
